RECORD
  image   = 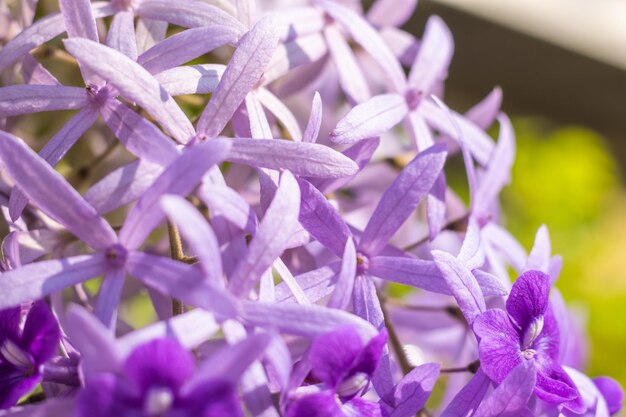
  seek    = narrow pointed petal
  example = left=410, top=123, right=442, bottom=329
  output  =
left=274, top=258, right=310, bottom=304
left=64, top=38, right=195, bottom=144
left=0, top=254, right=107, bottom=309
left=0, top=85, right=87, bottom=117
left=324, top=25, right=371, bottom=104
left=367, top=0, right=417, bottom=27
left=369, top=256, right=450, bottom=294
left=138, top=25, right=239, bottom=74
left=84, top=159, right=164, bottom=215
left=228, top=138, right=358, bottom=178
left=126, top=252, right=240, bottom=320
left=0, top=131, right=117, bottom=250
left=245, top=93, right=273, bottom=138
left=21, top=55, right=59, bottom=85
left=198, top=183, right=258, bottom=235
left=440, top=368, right=491, bottom=417
left=93, top=269, right=126, bottom=330
left=297, top=178, right=351, bottom=257
left=303, top=92, right=322, bottom=143
left=458, top=218, right=485, bottom=270
left=228, top=171, right=300, bottom=297
left=408, top=16, right=454, bottom=93
left=474, top=114, right=515, bottom=219
left=58, top=0, right=98, bottom=42
left=360, top=143, right=447, bottom=256
left=466, top=87, right=502, bottom=130
left=240, top=301, right=377, bottom=338
left=275, top=263, right=341, bottom=304
left=197, top=16, right=281, bottom=137
left=482, top=224, right=527, bottom=273
left=328, top=239, right=357, bottom=309
left=432, top=250, right=486, bottom=325
left=136, top=0, right=246, bottom=31
left=330, top=94, right=408, bottom=144
left=524, top=225, right=551, bottom=274
left=318, top=0, right=406, bottom=92
left=255, top=88, right=303, bottom=141
left=100, top=99, right=179, bottom=166
left=262, top=33, right=327, bottom=85
left=406, top=110, right=435, bottom=152
left=391, top=363, right=440, bottom=417
left=155, top=64, right=225, bottom=96
left=106, top=10, right=138, bottom=60
left=135, top=18, right=167, bottom=54
left=119, top=139, right=231, bottom=250
left=473, top=361, right=536, bottom=417
left=160, top=195, right=223, bottom=286
left=9, top=105, right=98, bottom=221
left=427, top=171, right=447, bottom=241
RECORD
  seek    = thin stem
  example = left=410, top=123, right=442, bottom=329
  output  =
left=167, top=221, right=185, bottom=316
left=379, top=295, right=413, bottom=375
left=441, top=359, right=481, bottom=374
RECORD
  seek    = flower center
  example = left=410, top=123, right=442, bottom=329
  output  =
left=144, top=386, right=174, bottom=416
left=522, top=349, right=537, bottom=360
left=522, top=315, right=544, bottom=350
left=356, top=252, right=370, bottom=275
left=105, top=244, right=128, bottom=269
left=404, top=88, right=423, bottom=111
left=0, top=339, right=33, bottom=369
left=86, top=84, right=111, bottom=107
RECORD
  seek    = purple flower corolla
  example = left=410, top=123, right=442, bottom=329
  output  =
left=0, top=301, right=59, bottom=408
left=286, top=326, right=388, bottom=417
left=473, top=270, right=584, bottom=412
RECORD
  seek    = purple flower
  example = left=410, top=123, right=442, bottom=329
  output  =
left=0, top=301, right=60, bottom=408
left=286, top=326, right=388, bottom=417
left=473, top=270, right=584, bottom=412
left=76, top=338, right=243, bottom=417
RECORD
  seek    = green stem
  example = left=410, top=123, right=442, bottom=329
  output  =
left=167, top=221, right=185, bottom=316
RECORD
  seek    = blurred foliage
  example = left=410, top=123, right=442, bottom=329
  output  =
left=502, top=119, right=626, bottom=387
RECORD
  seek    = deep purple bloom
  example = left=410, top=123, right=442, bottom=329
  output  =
left=473, top=270, right=584, bottom=412
left=286, top=326, right=388, bottom=417
left=0, top=301, right=60, bottom=408
left=76, top=338, right=243, bottom=417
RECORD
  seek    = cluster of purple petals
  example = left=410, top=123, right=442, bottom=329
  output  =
left=0, top=0, right=622, bottom=416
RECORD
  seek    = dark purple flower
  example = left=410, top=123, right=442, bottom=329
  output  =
left=593, top=376, right=623, bottom=416
left=473, top=270, right=584, bottom=412
left=0, top=301, right=60, bottom=408
left=76, top=338, right=243, bottom=417
left=286, top=326, right=388, bottom=417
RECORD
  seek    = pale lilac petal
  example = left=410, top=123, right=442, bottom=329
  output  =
left=0, top=85, right=87, bottom=117
left=100, top=99, right=179, bottom=165
left=380, top=27, right=419, bottom=67
left=119, top=139, right=229, bottom=249
left=0, top=397, right=75, bottom=416
left=126, top=252, right=240, bottom=320
left=440, top=368, right=491, bottom=417
left=406, top=110, right=435, bottom=152
left=593, top=376, right=623, bottom=416
left=0, top=254, right=107, bottom=309
left=228, top=171, right=300, bottom=297
left=408, top=16, right=453, bottom=93
left=255, top=88, right=303, bottom=141
left=369, top=257, right=450, bottom=294
left=135, top=18, right=167, bottom=54
left=360, top=143, right=447, bottom=256
left=274, top=263, right=341, bottom=304
left=319, top=0, right=406, bottom=92
left=432, top=250, right=486, bottom=325
left=328, top=239, right=357, bottom=309
left=524, top=225, right=551, bottom=274
left=466, top=87, right=502, bottom=130
left=155, top=64, right=225, bottom=96
left=458, top=218, right=485, bottom=270
left=390, top=363, right=440, bottom=417
left=262, top=32, right=327, bottom=85
left=303, top=91, right=322, bottom=143
left=330, top=94, right=408, bottom=144
left=421, top=100, right=494, bottom=166
left=198, top=183, right=258, bottom=235
left=58, top=0, right=98, bottom=42
left=367, top=0, right=417, bottom=27
left=9, top=106, right=99, bottom=221
left=84, top=159, right=164, bottom=215
left=228, top=138, right=359, bottom=178
left=240, top=301, right=377, bottom=338
left=275, top=7, right=325, bottom=41
left=245, top=93, right=273, bottom=138
left=473, top=360, right=536, bottom=417
left=93, top=268, right=126, bottom=330
left=0, top=131, right=117, bottom=250
left=197, top=16, right=281, bottom=137
left=481, top=224, right=527, bottom=273
left=65, top=304, right=121, bottom=376
left=64, top=38, right=195, bottom=144
left=427, top=171, right=447, bottom=241
left=106, top=10, right=137, bottom=60
left=471, top=270, right=508, bottom=297
left=160, top=195, right=223, bottom=286
left=474, top=114, right=515, bottom=219
left=297, top=178, right=351, bottom=257
left=324, top=25, right=371, bottom=104
left=21, top=55, right=59, bottom=85
left=1, top=230, right=57, bottom=268
left=138, top=25, right=239, bottom=74
left=136, top=0, right=246, bottom=31
left=273, top=258, right=310, bottom=304
left=235, top=0, right=255, bottom=28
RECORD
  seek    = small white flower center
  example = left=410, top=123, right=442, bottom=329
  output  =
left=522, top=315, right=544, bottom=350
left=0, top=340, right=33, bottom=368
left=144, top=387, right=174, bottom=416
left=336, top=372, right=368, bottom=398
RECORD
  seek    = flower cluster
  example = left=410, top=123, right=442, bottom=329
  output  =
left=0, top=0, right=622, bottom=416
